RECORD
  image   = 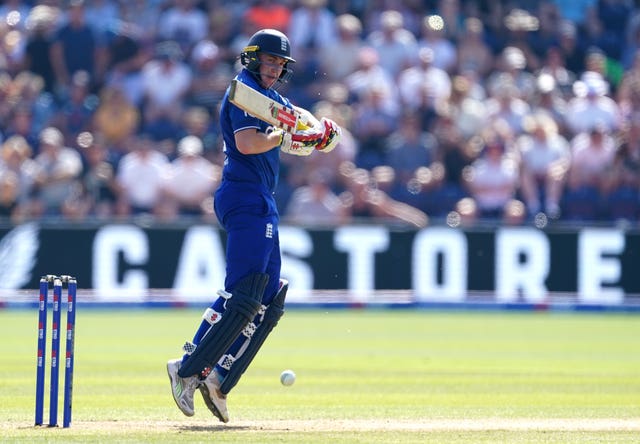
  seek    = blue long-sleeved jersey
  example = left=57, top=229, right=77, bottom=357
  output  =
left=218, top=69, right=292, bottom=195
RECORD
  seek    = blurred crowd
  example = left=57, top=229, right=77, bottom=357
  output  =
left=0, top=0, right=639, bottom=228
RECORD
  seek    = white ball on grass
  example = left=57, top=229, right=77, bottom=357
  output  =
left=280, top=369, right=296, bottom=386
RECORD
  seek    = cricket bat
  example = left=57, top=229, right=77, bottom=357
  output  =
left=229, top=79, right=312, bottom=133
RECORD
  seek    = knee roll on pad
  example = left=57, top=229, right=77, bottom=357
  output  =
left=220, top=279, right=289, bottom=394
left=177, top=273, right=269, bottom=378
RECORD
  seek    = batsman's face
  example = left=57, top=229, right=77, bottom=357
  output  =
left=258, top=53, right=286, bottom=88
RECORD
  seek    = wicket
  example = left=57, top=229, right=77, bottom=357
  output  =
left=35, top=275, right=77, bottom=428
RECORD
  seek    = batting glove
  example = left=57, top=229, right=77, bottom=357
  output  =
left=275, top=129, right=315, bottom=156
left=315, top=118, right=341, bottom=153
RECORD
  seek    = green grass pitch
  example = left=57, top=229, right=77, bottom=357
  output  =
left=1, top=308, right=639, bottom=443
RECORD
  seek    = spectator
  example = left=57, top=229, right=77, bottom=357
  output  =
left=516, top=112, right=571, bottom=218
left=114, top=132, right=171, bottom=217
left=101, top=20, right=150, bottom=107
left=22, top=5, right=60, bottom=94
left=446, top=74, right=489, bottom=141
left=617, top=52, right=640, bottom=112
left=529, top=73, right=569, bottom=137
left=365, top=9, right=417, bottom=79
left=50, top=0, right=100, bottom=98
left=286, top=0, right=338, bottom=107
left=93, top=85, right=140, bottom=151
left=160, top=135, right=220, bottom=219
left=456, top=17, right=494, bottom=79
left=318, top=13, right=364, bottom=82
left=500, top=8, right=542, bottom=74
left=486, top=46, right=537, bottom=104
left=288, top=0, right=337, bottom=54
left=417, top=14, right=457, bottom=73
left=430, top=106, right=474, bottom=214
left=582, top=47, right=621, bottom=96
left=536, top=46, right=577, bottom=101
left=563, top=122, right=617, bottom=220
left=207, top=7, right=241, bottom=66
left=361, top=0, right=423, bottom=37
left=32, top=126, right=84, bottom=217
left=344, top=46, right=398, bottom=115
left=397, top=46, right=451, bottom=113
left=11, top=72, right=57, bottom=136
left=385, top=111, right=437, bottom=185
left=461, top=131, right=521, bottom=220
left=4, top=103, right=42, bottom=154
left=188, top=39, right=234, bottom=111
left=555, top=20, right=587, bottom=75
left=0, top=5, right=28, bottom=76
left=0, top=135, right=39, bottom=220
left=156, top=0, right=209, bottom=55
left=179, top=106, right=221, bottom=164
left=0, top=72, right=14, bottom=128
left=140, top=41, right=192, bottom=141
left=528, top=2, right=563, bottom=63
left=78, top=131, right=119, bottom=219
left=55, top=70, right=98, bottom=142
left=284, top=169, right=347, bottom=226
left=350, top=85, right=398, bottom=170
left=485, top=79, right=531, bottom=136
left=565, top=71, right=621, bottom=137
left=0, top=170, right=20, bottom=221
left=601, top=116, right=640, bottom=221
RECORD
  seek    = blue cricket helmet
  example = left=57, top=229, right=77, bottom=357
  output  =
left=240, top=29, right=295, bottom=84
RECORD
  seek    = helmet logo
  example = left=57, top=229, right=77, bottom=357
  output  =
left=280, top=37, right=288, bottom=54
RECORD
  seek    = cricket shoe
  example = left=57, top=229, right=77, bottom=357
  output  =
left=199, top=368, right=230, bottom=423
left=167, top=358, right=200, bottom=417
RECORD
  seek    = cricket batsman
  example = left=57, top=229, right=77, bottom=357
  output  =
left=167, top=28, right=341, bottom=423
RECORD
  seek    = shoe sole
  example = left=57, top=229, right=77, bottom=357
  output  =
left=199, top=384, right=229, bottom=423
left=167, top=362, right=195, bottom=417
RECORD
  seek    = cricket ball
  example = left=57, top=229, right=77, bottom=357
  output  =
left=280, top=369, right=296, bottom=386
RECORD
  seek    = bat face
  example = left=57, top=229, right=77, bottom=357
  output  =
left=230, top=79, right=300, bottom=133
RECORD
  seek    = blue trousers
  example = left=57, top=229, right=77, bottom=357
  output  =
left=214, top=181, right=281, bottom=303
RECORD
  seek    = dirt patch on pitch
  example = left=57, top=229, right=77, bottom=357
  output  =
left=50, top=418, right=640, bottom=432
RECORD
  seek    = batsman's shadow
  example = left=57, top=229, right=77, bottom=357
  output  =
left=179, top=424, right=248, bottom=432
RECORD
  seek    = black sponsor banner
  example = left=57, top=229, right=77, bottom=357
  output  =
left=1, top=222, right=638, bottom=304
